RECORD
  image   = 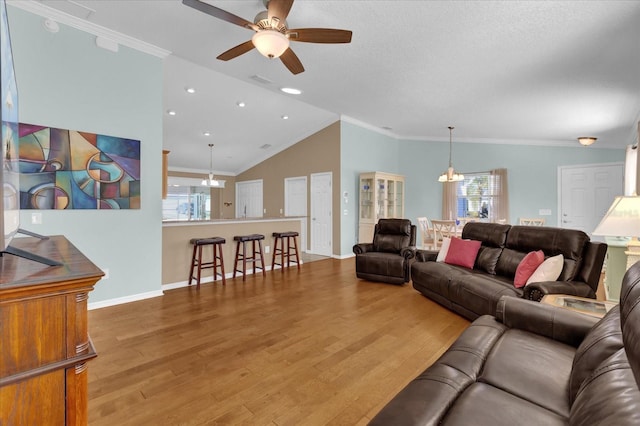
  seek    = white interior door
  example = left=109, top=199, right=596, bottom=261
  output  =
left=235, top=179, right=263, bottom=218
left=310, top=172, right=332, bottom=256
left=559, top=163, right=623, bottom=236
left=285, top=176, right=307, bottom=251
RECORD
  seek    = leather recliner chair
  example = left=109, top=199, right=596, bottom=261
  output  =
left=353, top=218, right=416, bottom=285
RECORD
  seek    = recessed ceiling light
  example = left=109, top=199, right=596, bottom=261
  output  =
left=167, top=110, right=176, bottom=116
left=281, top=115, right=289, bottom=120
left=203, top=131, right=211, bottom=136
left=236, top=101, right=246, bottom=107
left=185, top=87, right=196, bottom=94
left=280, top=87, right=302, bottom=95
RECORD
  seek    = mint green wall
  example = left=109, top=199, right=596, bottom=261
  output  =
left=341, top=120, right=625, bottom=256
left=340, top=121, right=404, bottom=254
left=8, top=7, right=163, bottom=304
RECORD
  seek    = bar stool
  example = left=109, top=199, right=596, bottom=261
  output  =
left=232, top=234, right=266, bottom=281
left=189, top=237, right=226, bottom=288
left=271, top=231, right=301, bottom=272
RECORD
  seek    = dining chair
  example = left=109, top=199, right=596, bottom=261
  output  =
left=417, top=217, right=435, bottom=249
left=430, top=219, right=458, bottom=249
left=519, top=218, right=545, bottom=226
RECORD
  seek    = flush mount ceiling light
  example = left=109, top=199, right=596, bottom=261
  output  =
left=438, top=126, right=464, bottom=183
left=578, top=136, right=597, bottom=146
left=203, top=131, right=211, bottom=137
left=281, top=115, right=289, bottom=120
left=236, top=101, right=246, bottom=108
left=167, top=110, right=176, bottom=116
left=185, top=87, right=196, bottom=94
left=201, top=143, right=220, bottom=187
left=280, top=87, right=302, bottom=95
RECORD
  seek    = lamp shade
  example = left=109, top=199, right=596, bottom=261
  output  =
left=593, top=196, right=640, bottom=237
left=252, top=30, right=289, bottom=58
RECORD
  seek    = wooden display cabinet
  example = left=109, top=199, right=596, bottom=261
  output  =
left=0, top=236, right=103, bottom=425
left=358, top=172, right=405, bottom=242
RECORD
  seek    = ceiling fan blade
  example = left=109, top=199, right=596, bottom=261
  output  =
left=217, top=40, right=255, bottom=61
left=280, top=48, right=305, bottom=75
left=268, top=0, right=294, bottom=23
left=287, top=28, right=352, bottom=43
left=182, top=0, right=257, bottom=31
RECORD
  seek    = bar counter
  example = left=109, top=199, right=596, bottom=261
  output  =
left=162, top=217, right=303, bottom=287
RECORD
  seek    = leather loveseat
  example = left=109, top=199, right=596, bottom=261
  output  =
left=370, top=260, right=640, bottom=425
left=412, top=222, right=607, bottom=320
left=353, top=219, right=416, bottom=285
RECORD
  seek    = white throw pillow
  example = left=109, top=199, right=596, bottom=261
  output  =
left=525, top=254, right=564, bottom=285
left=436, top=237, right=452, bottom=262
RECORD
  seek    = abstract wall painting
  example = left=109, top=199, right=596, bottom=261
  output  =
left=19, top=124, right=141, bottom=209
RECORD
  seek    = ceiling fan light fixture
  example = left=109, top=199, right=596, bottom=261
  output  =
left=578, top=136, right=597, bottom=146
left=252, top=30, right=289, bottom=58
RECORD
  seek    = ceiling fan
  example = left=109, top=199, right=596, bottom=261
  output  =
left=182, top=0, right=353, bottom=75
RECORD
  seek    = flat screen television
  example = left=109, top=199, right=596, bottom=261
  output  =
left=1, top=0, right=60, bottom=266
left=1, top=0, right=20, bottom=252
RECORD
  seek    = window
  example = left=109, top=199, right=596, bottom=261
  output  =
left=455, top=169, right=509, bottom=223
left=162, top=185, right=211, bottom=221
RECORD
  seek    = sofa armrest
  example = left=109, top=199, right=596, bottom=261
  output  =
left=495, top=296, right=598, bottom=347
left=401, top=246, right=417, bottom=260
left=353, top=243, right=374, bottom=255
left=415, top=249, right=438, bottom=262
left=523, top=280, right=596, bottom=302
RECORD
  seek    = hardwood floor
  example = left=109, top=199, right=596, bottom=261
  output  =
left=87, top=259, right=469, bottom=425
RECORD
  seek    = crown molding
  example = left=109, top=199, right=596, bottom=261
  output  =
left=7, top=0, right=171, bottom=58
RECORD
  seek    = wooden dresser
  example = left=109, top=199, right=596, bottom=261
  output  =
left=0, top=236, right=103, bottom=425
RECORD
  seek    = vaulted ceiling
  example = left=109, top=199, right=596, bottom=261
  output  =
left=16, top=1, right=640, bottom=174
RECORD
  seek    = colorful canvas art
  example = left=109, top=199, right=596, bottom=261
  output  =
left=18, top=124, right=141, bottom=209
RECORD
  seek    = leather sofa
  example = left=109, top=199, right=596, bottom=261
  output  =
left=412, top=222, right=607, bottom=320
left=370, top=260, right=640, bottom=425
left=353, top=219, right=416, bottom=285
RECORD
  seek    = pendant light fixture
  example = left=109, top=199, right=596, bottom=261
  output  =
left=438, top=126, right=464, bottom=183
left=201, top=143, right=220, bottom=187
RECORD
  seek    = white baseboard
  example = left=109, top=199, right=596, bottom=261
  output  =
left=88, top=290, right=164, bottom=310
left=334, top=253, right=355, bottom=260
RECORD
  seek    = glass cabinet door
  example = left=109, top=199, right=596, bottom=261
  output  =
left=395, top=180, right=403, bottom=217
left=386, top=180, right=395, bottom=218
left=376, top=178, right=386, bottom=218
left=360, top=177, right=373, bottom=220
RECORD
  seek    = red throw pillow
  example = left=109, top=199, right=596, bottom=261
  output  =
left=444, top=237, right=482, bottom=269
left=514, top=250, right=545, bottom=288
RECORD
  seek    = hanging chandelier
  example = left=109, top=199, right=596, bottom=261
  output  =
left=438, top=126, right=464, bottom=183
left=201, top=143, right=220, bottom=187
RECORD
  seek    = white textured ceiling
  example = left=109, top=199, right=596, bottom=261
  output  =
left=20, top=0, right=640, bottom=174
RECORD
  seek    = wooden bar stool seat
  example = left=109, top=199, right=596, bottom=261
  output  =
left=271, top=231, right=301, bottom=272
left=189, top=237, right=226, bottom=288
left=232, top=234, right=266, bottom=281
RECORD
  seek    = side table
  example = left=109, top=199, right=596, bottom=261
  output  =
left=540, top=294, right=617, bottom=319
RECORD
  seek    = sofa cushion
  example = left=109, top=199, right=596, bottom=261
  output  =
left=474, top=246, right=502, bottom=275
left=480, top=329, right=575, bottom=418
left=372, top=219, right=411, bottom=253
left=355, top=252, right=405, bottom=279
left=495, top=248, right=527, bottom=279
left=514, top=250, right=545, bottom=288
left=445, top=238, right=481, bottom=269
left=568, top=306, right=623, bottom=404
left=450, top=274, right=522, bottom=318
left=411, top=261, right=471, bottom=301
left=526, top=254, right=564, bottom=285
left=463, top=223, right=509, bottom=274
left=504, top=226, right=590, bottom=281
left=442, top=383, right=567, bottom=426
left=436, top=237, right=452, bottom=262
left=570, top=349, right=640, bottom=426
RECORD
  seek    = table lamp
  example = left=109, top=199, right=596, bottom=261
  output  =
left=593, top=196, right=640, bottom=270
